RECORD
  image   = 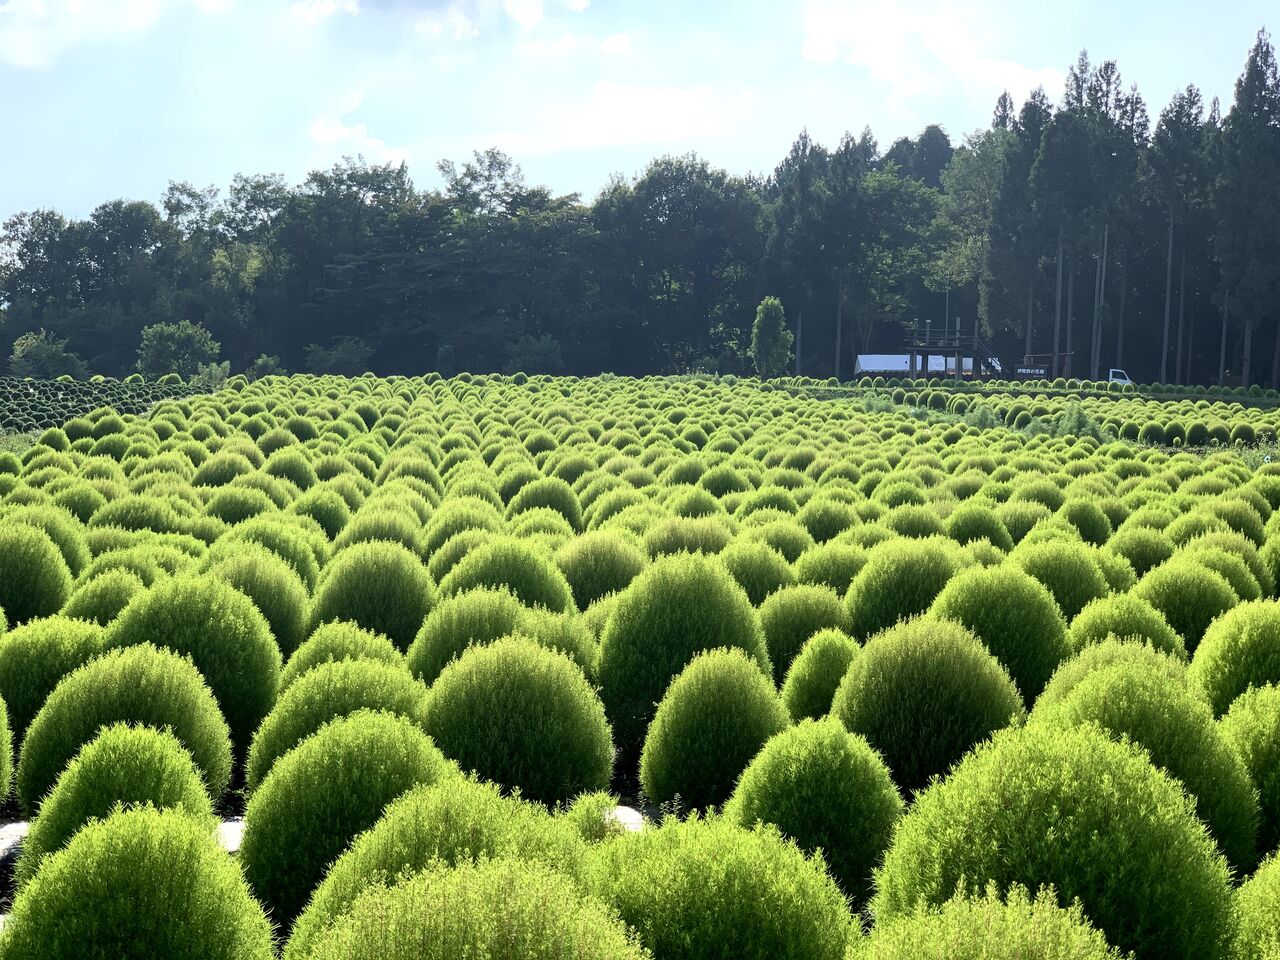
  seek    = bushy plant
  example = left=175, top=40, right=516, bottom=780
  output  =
left=873, top=725, right=1235, bottom=960
left=725, top=718, right=901, bottom=904
left=585, top=814, right=854, bottom=960
left=203, top=542, right=310, bottom=656
left=718, top=538, right=796, bottom=605
left=406, top=585, right=527, bottom=682
left=1011, top=540, right=1109, bottom=620
left=1220, top=684, right=1280, bottom=859
left=136, top=319, right=221, bottom=378
left=1135, top=558, right=1238, bottom=654
left=16, top=643, right=232, bottom=815
left=844, top=537, right=965, bottom=639
left=280, top=621, right=403, bottom=690
left=297, top=859, right=647, bottom=960
left=1067, top=591, right=1186, bottom=658
left=831, top=617, right=1024, bottom=792
left=929, top=565, right=1070, bottom=700
left=1107, top=525, right=1176, bottom=577
left=15, top=723, right=215, bottom=890
left=792, top=541, right=866, bottom=595
left=309, top=540, right=436, bottom=651
left=60, top=569, right=145, bottom=625
left=0, top=807, right=274, bottom=960
left=640, top=647, right=789, bottom=811
left=780, top=628, right=858, bottom=721
left=423, top=636, right=612, bottom=804
left=598, top=552, right=769, bottom=757
left=758, top=584, right=848, bottom=684
left=1236, top=854, right=1280, bottom=960
left=240, top=709, right=456, bottom=925
left=1035, top=636, right=1189, bottom=712
left=438, top=537, right=573, bottom=612
left=0, top=524, right=73, bottom=624
left=285, top=777, right=583, bottom=959
left=246, top=659, right=428, bottom=793
left=0, top=615, right=105, bottom=743
left=1189, top=600, right=1280, bottom=716
left=105, top=574, right=281, bottom=755
left=556, top=530, right=647, bottom=608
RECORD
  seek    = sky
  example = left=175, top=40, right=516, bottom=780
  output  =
left=0, top=0, right=1274, bottom=221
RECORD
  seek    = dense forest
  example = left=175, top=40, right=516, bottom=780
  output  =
left=2, top=31, right=1278, bottom=386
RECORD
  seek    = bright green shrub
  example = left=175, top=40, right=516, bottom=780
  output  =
left=585, top=814, right=854, bottom=960
left=640, top=647, right=789, bottom=811
left=15, top=724, right=215, bottom=890
left=1107, top=525, right=1176, bottom=577
left=1136, top=558, right=1238, bottom=654
left=309, top=540, right=435, bottom=651
left=407, top=586, right=527, bottom=683
left=285, top=777, right=583, bottom=959
left=929, top=565, right=1070, bottom=700
left=758, top=584, right=848, bottom=683
left=281, top=621, right=403, bottom=690
left=725, top=718, right=900, bottom=904
left=1059, top=499, right=1113, bottom=546
left=1236, top=854, right=1280, bottom=960
left=1189, top=600, right=1280, bottom=716
left=844, top=537, right=964, bottom=639
left=105, top=575, right=281, bottom=754
left=203, top=542, right=310, bottom=656
left=507, top=476, right=583, bottom=531
left=598, top=552, right=769, bottom=757
left=1220, top=685, right=1280, bottom=858
left=246, top=659, right=428, bottom=793
left=0, top=615, right=105, bottom=743
left=0, top=807, right=274, bottom=960
left=556, top=530, right=647, bottom=609
left=4, top=504, right=90, bottom=577
left=423, top=637, right=611, bottom=804
left=17, top=643, right=233, bottom=815
left=60, top=569, right=145, bottom=626
left=945, top=503, right=1014, bottom=551
left=793, top=541, right=867, bottom=595
left=1030, top=661, right=1258, bottom=871
left=240, top=709, right=456, bottom=925
left=1011, top=540, right=1108, bottom=620
left=0, top=524, right=73, bottom=624
left=831, top=618, right=1024, bottom=791
left=718, top=539, right=796, bottom=605
left=643, top=515, right=733, bottom=557
left=1068, top=591, right=1186, bottom=658
left=298, top=859, right=646, bottom=960
left=438, top=537, right=573, bottom=612
left=853, top=885, right=1124, bottom=959
left=781, top=628, right=857, bottom=721
left=874, top=724, right=1235, bottom=959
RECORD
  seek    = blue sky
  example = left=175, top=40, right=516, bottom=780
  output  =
left=0, top=0, right=1273, bottom=220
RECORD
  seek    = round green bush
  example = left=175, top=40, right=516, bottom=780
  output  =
left=240, top=709, right=456, bottom=926
left=17, top=643, right=232, bottom=816
left=1035, top=637, right=1190, bottom=712
left=105, top=575, right=281, bottom=755
left=1068, top=592, right=1187, bottom=658
left=0, top=524, right=73, bottom=624
left=1135, top=558, right=1238, bottom=654
left=298, top=859, right=646, bottom=960
left=423, top=636, right=612, bottom=804
left=0, top=694, right=10, bottom=802
left=281, top=621, right=403, bottom=691
left=310, top=541, right=436, bottom=652
left=1221, top=684, right=1280, bottom=860
left=585, top=814, right=854, bottom=960
left=1011, top=540, right=1108, bottom=621
left=873, top=724, right=1235, bottom=960
left=1030, top=660, right=1258, bottom=871
left=1236, top=854, right=1280, bottom=960
left=60, top=569, right=145, bottom=626
left=0, top=807, right=274, bottom=960
left=852, top=885, right=1124, bottom=960
left=598, top=552, right=769, bottom=757
left=15, top=723, right=215, bottom=890
left=831, top=618, right=1024, bottom=792
left=438, top=537, right=573, bottom=612
left=758, top=584, right=848, bottom=684
left=406, top=585, right=527, bottom=683
left=1107, top=525, right=1175, bottom=577
left=792, top=541, right=867, bottom=595
left=246, top=659, right=428, bottom=793
left=929, top=565, right=1070, bottom=700
left=781, top=628, right=858, bottom=721
left=1190, top=600, right=1280, bottom=717
left=725, top=718, right=901, bottom=904
left=556, top=530, right=647, bottom=609
left=640, top=647, right=789, bottom=811
left=0, top=615, right=105, bottom=743
left=507, top=476, right=584, bottom=531
left=203, top=542, right=310, bottom=657
left=285, top=777, right=583, bottom=959
left=719, top=539, right=796, bottom=606
left=845, top=537, right=964, bottom=640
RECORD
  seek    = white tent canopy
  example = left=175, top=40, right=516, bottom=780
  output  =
left=854, top=354, right=1000, bottom=375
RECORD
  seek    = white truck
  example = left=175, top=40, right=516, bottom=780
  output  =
left=1108, top=368, right=1134, bottom=387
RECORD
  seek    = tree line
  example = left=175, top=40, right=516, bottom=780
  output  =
left=2, top=30, right=1278, bottom=386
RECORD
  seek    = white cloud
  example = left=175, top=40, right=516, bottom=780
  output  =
left=599, top=32, right=632, bottom=56
left=289, top=0, right=359, bottom=26
left=308, top=93, right=407, bottom=165
left=565, top=0, right=588, bottom=10
left=502, top=0, right=541, bottom=30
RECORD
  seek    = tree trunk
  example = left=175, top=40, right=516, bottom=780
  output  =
left=1052, top=228, right=1064, bottom=378
left=1065, top=247, right=1075, bottom=378
left=1024, top=278, right=1034, bottom=364
left=1271, top=322, right=1280, bottom=389
left=1090, top=221, right=1109, bottom=380
left=1243, top=320, right=1253, bottom=388
left=796, top=307, right=803, bottom=377
left=1161, top=205, right=1174, bottom=383
left=1186, top=305, right=1195, bottom=385
left=1115, top=249, right=1128, bottom=369
left=1219, top=295, right=1229, bottom=387
left=1175, top=245, right=1187, bottom=385
left=834, top=277, right=843, bottom=381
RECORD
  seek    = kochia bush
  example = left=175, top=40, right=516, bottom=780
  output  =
left=1189, top=600, right=1280, bottom=716
left=0, top=524, right=73, bottom=624
left=309, top=541, right=436, bottom=652
left=780, top=628, right=858, bottom=721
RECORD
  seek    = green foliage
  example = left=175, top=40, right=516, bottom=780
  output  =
left=1035, top=637, right=1191, bottom=712
left=1136, top=558, right=1239, bottom=654
left=832, top=617, right=1023, bottom=792
left=304, top=336, right=374, bottom=375
left=310, top=540, right=436, bottom=652
left=240, top=709, right=456, bottom=925
left=61, top=569, right=145, bottom=625
left=725, top=718, right=902, bottom=904
left=556, top=530, right=648, bottom=609
left=780, top=628, right=857, bottom=721
left=1236, top=854, right=1280, bottom=960
left=1189, top=600, right=1280, bottom=716
left=1220, top=684, right=1280, bottom=859
left=1068, top=592, right=1187, bottom=658
left=9, top=329, right=87, bottom=379
left=438, top=536, right=573, bottom=612
left=281, top=621, right=403, bottom=690
left=0, top=807, right=274, bottom=960
left=719, top=538, right=797, bottom=605
left=105, top=574, right=281, bottom=755
left=136, top=320, right=221, bottom=378
left=873, top=725, right=1236, bottom=960
left=751, top=296, right=794, bottom=379
left=423, top=636, right=612, bottom=804
left=0, top=524, right=73, bottom=624
left=844, top=537, right=965, bottom=639
left=15, top=724, right=215, bottom=890
left=1011, top=539, right=1109, bottom=620
left=640, top=647, right=789, bottom=811
left=16, top=643, right=232, bottom=816
left=202, top=541, right=310, bottom=656
left=0, top=615, right=105, bottom=743
left=758, top=584, right=848, bottom=684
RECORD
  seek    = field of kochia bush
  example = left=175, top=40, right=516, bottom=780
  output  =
left=0, top=372, right=1279, bottom=958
